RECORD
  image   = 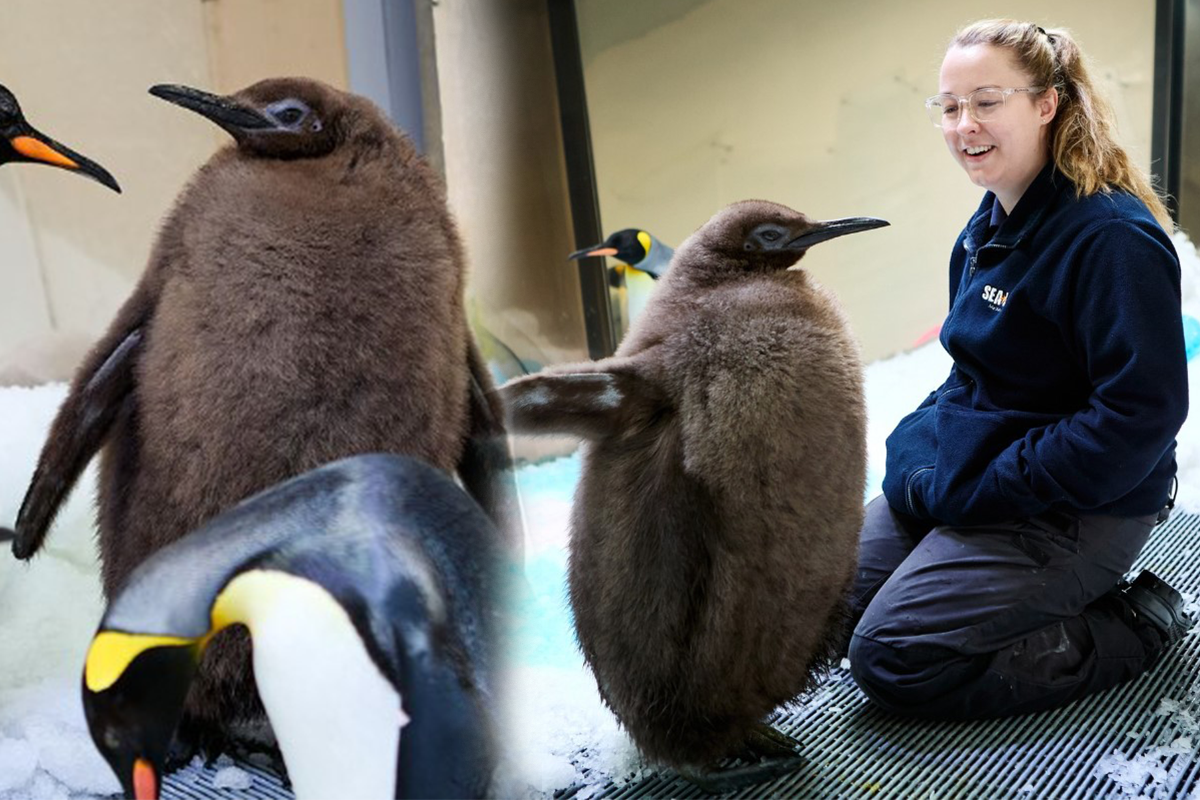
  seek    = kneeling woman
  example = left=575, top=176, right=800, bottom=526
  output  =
left=849, top=19, right=1190, bottom=719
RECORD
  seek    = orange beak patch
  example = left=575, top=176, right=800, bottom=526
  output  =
left=587, top=247, right=619, bottom=257
left=133, top=758, right=158, bottom=800
left=10, top=136, right=79, bottom=169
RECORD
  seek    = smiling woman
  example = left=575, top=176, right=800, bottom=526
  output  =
left=846, top=19, right=1191, bottom=723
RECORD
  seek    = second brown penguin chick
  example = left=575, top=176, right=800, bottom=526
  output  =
left=500, top=201, right=884, bottom=771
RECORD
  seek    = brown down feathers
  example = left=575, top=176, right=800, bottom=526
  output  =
left=501, top=200, right=868, bottom=766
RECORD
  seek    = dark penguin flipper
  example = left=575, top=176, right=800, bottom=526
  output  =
left=458, top=341, right=523, bottom=556
left=11, top=328, right=144, bottom=560
left=497, top=369, right=664, bottom=440
left=390, top=577, right=494, bottom=800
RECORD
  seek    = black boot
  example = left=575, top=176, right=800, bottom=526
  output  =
left=1114, top=570, right=1193, bottom=646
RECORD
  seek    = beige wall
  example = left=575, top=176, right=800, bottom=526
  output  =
left=433, top=0, right=591, bottom=372
left=432, top=0, right=590, bottom=461
left=0, top=0, right=347, bottom=384
left=576, top=0, right=1157, bottom=362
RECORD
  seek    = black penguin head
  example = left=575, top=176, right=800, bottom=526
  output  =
left=150, top=77, right=353, bottom=159
left=569, top=229, right=656, bottom=288
left=568, top=229, right=650, bottom=267
left=82, top=635, right=201, bottom=799
left=0, top=82, right=121, bottom=191
left=690, top=200, right=888, bottom=275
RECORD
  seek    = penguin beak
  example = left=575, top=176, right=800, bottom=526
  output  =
left=785, top=217, right=889, bottom=251
left=149, top=84, right=274, bottom=138
left=568, top=245, right=619, bottom=260
left=5, top=125, right=121, bottom=192
left=131, top=757, right=159, bottom=800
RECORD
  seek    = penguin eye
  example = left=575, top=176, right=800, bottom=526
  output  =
left=276, top=107, right=304, bottom=126
left=762, top=230, right=782, bottom=242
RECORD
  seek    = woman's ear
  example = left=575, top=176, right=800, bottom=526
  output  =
left=1039, top=87, right=1059, bottom=125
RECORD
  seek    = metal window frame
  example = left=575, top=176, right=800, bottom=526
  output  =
left=343, top=0, right=443, bottom=173
left=546, top=0, right=618, bottom=359
left=1153, top=0, right=1184, bottom=223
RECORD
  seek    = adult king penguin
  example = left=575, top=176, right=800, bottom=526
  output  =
left=501, top=200, right=885, bottom=788
left=0, top=83, right=120, bottom=191
left=82, top=454, right=503, bottom=800
left=569, top=229, right=674, bottom=334
left=6, top=77, right=515, bottom=754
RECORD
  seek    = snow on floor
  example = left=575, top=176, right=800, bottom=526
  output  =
left=3, top=233, right=1200, bottom=799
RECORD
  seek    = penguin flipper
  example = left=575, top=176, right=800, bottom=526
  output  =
left=11, top=327, right=144, bottom=559
left=496, top=369, right=664, bottom=440
left=458, top=340, right=523, bottom=555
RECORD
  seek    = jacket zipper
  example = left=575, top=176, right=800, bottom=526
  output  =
left=906, top=466, right=934, bottom=517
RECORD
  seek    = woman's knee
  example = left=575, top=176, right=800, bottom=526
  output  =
left=847, top=632, right=958, bottom=715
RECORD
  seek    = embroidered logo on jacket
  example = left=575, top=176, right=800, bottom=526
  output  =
left=981, top=284, right=1008, bottom=312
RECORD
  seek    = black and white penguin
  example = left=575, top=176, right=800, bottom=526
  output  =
left=6, top=77, right=517, bottom=752
left=82, top=453, right=504, bottom=800
left=501, top=200, right=885, bottom=788
left=0, top=82, right=120, bottom=190
left=569, top=229, right=674, bottom=332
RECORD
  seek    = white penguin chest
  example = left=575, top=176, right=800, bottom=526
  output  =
left=215, top=570, right=406, bottom=800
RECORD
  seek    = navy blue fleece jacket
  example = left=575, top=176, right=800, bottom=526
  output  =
left=882, top=165, right=1188, bottom=524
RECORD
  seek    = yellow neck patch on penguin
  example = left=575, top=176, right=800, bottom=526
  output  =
left=84, top=632, right=196, bottom=692
left=637, top=230, right=652, bottom=257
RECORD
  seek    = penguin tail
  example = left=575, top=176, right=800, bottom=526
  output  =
left=0, top=526, right=14, bottom=544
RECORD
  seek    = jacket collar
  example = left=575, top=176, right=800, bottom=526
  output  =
left=963, top=162, right=1067, bottom=253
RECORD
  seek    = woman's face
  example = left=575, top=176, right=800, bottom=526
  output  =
left=938, top=44, right=1057, bottom=212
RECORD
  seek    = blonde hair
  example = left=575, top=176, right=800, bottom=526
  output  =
left=952, top=19, right=1173, bottom=232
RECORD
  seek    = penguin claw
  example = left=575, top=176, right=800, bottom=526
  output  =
left=747, top=721, right=802, bottom=758
left=679, top=755, right=808, bottom=794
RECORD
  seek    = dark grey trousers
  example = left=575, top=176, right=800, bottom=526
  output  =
left=847, top=495, right=1159, bottom=720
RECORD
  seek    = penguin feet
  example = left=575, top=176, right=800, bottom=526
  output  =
left=166, top=714, right=287, bottom=783
left=164, top=716, right=225, bottom=772
left=679, top=755, right=807, bottom=795
left=747, top=721, right=803, bottom=759
left=678, top=724, right=806, bottom=794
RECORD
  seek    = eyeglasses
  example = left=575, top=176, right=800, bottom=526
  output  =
left=924, top=87, right=1046, bottom=128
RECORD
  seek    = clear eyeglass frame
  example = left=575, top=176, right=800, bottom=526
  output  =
left=924, top=87, right=1047, bottom=128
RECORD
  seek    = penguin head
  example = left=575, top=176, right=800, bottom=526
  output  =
left=687, top=200, right=888, bottom=276
left=149, top=78, right=362, bottom=160
left=82, top=633, right=202, bottom=799
left=0, top=83, right=121, bottom=191
left=569, top=229, right=650, bottom=267
left=570, top=229, right=663, bottom=287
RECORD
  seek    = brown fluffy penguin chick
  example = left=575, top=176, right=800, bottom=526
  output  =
left=9, top=77, right=515, bottom=756
left=499, top=200, right=885, bottom=771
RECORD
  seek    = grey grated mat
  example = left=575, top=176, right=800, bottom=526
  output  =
left=578, top=511, right=1200, bottom=800
left=156, top=513, right=1200, bottom=799
left=162, top=758, right=292, bottom=799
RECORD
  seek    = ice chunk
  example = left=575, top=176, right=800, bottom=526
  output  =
left=0, top=737, right=37, bottom=792
left=212, top=766, right=254, bottom=791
